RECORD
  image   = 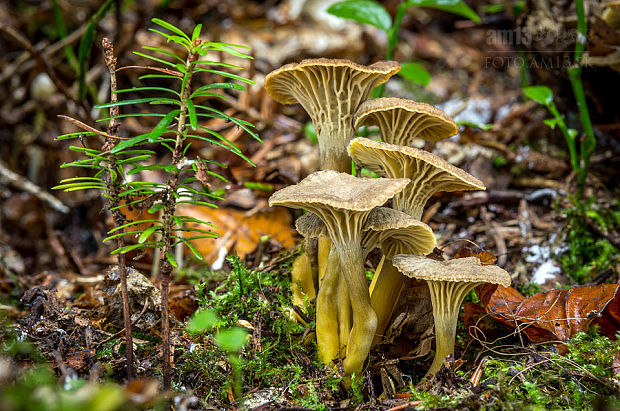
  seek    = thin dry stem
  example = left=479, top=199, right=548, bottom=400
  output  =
left=102, top=37, right=134, bottom=381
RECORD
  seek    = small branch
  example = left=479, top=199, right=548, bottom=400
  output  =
left=57, top=115, right=128, bottom=140
left=0, top=159, right=69, bottom=214
left=116, top=65, right=183, bottom=77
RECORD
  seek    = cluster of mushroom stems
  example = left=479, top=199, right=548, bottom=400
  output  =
left=265, top=59, right=511, bottom=379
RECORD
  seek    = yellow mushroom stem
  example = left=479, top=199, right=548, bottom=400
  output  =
left=290, top=252, right=316, bottom=324
left=369, top=256, right=405, bottom=346
left=426, top=280, right=479, bottom=378
left=317, top=237, right=331, bottom=285
left=336, top=243, right=377, bottom=377
left=336, top=268, right=351, bottom=353
left=315, top=247, right=342, bottom=365
left=319, top=237, right=352, bottom=354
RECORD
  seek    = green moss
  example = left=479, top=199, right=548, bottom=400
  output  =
left=402, top=327, right=619, bottom=410
left=561, top=200, right=619, bottom=283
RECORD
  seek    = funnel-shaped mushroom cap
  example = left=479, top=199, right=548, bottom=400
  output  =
left=269, top=169, right=408, bottom=213
left=354, top=98, right=458, bottom=145
left=363, top=207, right=436, bottom=258
left=348, top=138, right=485, bottom=219
left=392, top=255, right=511, bottom=286
left=265, top=59, right=400, bottom=172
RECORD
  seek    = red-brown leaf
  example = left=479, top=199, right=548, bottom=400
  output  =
left=477, top=284, right=620, bottom=343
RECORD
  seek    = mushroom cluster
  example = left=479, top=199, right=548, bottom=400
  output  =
left=265, top=58, right=511, bottom=379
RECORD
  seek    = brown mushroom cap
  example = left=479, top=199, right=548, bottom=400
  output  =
left=265, top=59, right=400, bottom=172
left=354, top=98, right=458, bottom=145
left=392, top=255, right=511, bottom=286
left=269, top=169, right=408, bottom=214
left=266, top=59, right=400, bottom=105
left=348, top=137, right=485, bottom=219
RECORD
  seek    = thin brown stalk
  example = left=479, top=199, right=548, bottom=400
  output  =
left=102, top=37, right=134, bottom=380
left=159, top=39, right=200, bottom=391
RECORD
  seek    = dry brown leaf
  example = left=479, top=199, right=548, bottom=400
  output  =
left=476, top=283, right=620, bottom=343
left=454, top=246, right=497, bottom=265
left=178, top=205, right=296, bottom=264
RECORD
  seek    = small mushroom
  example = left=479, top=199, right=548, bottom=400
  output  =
left=392, top=255, right=511, bottom=377
left=354, top=98, right=458, bottom=146
left=348, top=137, right=486, bottom=219
left=270, top=170, right=409, bottom=376
left=265, top=59, right=400, bottom=172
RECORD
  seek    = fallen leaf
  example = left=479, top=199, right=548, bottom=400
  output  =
left=178, top=205, right=296, bottom=264
left=476, top=284, right=620, bottom=343
left=454, top=246, right=497, bottom=264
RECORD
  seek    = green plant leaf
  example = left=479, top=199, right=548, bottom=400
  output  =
left=112, top=242, right=159, bottom=254
left=152, top=18, right=190, bottom=41
left=192, top=61, right=244, bottom=70
left=132, top=51, right=177, bottom=68
left=180, top=238, right=204, bottom=260
left=108, top=219, right=162, bottom=233
left=103, top=230, right=145, bottom=243
left=109, top=134, right=149, bottom=154
left=55, top=131, right=96, bottom=141
left=58, top=177, right=103, bottom=183
left=138, top=226, right=159, bottom=243
left=149, top=109, right=180, bottom=141
left=114, top=86, right=180, bottom=97
left=193, top=69, right=254, bottom=85
left=95, top=97, right=179, bottom=109
left=398, top=62, right=431, bottom=86
left=77, top=0, right=115, bottom=98
left=200, top=44, right=252, bottom=59
left=215, top=327, right=248, bottom=353
left=191, top=83, right=246, bottom=95
left=327, top=0, right=392, bottom=31
left=404, top=0, right=480, bottom=24
left=304, top=122, right=318, bottom=144
left=165, top=251, right=178, bottom=267
left=186, top=98, right=198, bottom=129
left=191, top=24, right=202, bottom=42
left=457, top=120, right=493, bottom=131
left=568, top=128, right=578, bottom=140
left=523, top=85, right=554, bottom=106
left=141, top=46, right=185, bottom=63
left=148, top=29, right=192, bottom=51
left=544, top=118, right=558, bottom=129
left=187, top=309, right=219, bottom=334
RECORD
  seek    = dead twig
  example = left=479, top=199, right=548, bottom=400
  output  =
left=0, top=159, right=69, bottom=214
left=57, top=115, right=128, bottom=141
left=96, top=297, right=149, bottom=348
left=384, top=400, right=423, bottom=411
